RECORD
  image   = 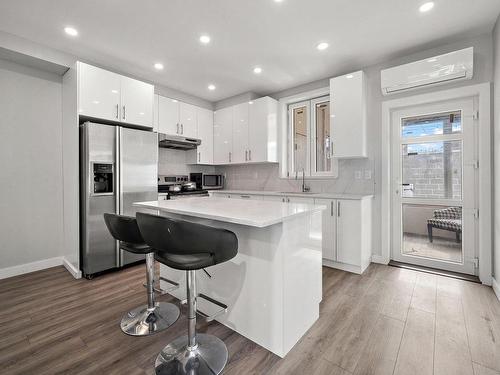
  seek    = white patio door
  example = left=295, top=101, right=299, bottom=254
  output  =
left=391, top=97, right=478, bottom=275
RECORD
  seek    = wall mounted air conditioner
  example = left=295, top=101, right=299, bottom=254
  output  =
left=380, top=47, right=473, bottom=95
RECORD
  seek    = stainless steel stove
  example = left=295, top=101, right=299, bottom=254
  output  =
left=158, top=174, right=209, bottom=200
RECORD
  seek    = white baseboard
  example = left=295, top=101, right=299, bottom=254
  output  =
left=63, top=257, right=82, bottom=279
left=371, top=254, right=390, bottom=264
left=323, top=258, right=365, bottom=274
left=493, top=277, right=500, bottom=302
left=0, top=257, right=64, bottom=280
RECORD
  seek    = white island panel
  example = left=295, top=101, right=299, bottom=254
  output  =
left=134, top=198, right=323, bottom=357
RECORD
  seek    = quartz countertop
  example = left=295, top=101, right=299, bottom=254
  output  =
left=210, top=190, right=374, bottom=200
left=134, top=197, right=325, bottom=228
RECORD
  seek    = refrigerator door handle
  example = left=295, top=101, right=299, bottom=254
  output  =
left=116, top=126, right=122, bottom=267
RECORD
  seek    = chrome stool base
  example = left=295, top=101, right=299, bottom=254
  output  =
left=120, top=302, right=180, bottom=336
left=155, top=333, right=228, bottom=375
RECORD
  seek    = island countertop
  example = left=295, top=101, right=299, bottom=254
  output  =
left=133, top=197, right=325, bottom=228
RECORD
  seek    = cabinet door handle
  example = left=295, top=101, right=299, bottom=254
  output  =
left=115, top=104, right=119, bottom=119
left=198, top=152, right=201, bottom=163
left=282, top=198, right=285, bottom=202
left=229, top=152, right=232, bottom=163
left=245, top=150, right=248, bottom=161
left=287, top=198, right=290, bottom=203
left=176, top=123, right=179, bottom=134
left=331, top=201, right=334, bottom=216
left=122, top=105, right=126, bottom=120
left=337, top=201, right=341, bottom=217
left=241, top=195, right=251, bottom=199
left=181, top=124, right=184, bottom=134
left=249, top=149, right=252, bottom=161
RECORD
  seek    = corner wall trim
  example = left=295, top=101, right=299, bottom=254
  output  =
left=0, top=256, right=64, bottom=280
left=493, top=277, right=500, bottom=302
left=63, top=257, right=82, bottom=279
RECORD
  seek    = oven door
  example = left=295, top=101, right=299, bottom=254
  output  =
left=203, top=174, right=224, bottom=189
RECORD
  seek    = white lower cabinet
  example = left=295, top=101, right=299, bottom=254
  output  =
left=315, top=197, right=372, bottom=274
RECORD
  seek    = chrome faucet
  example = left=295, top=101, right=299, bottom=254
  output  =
left=301, top=168, right=310, bottom=192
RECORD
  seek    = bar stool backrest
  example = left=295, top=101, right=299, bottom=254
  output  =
left=136, top=212, right=238, bottom=265
left=104, top=213, right=145, bottom=245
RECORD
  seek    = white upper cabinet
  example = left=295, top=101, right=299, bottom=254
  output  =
left=249, top=97, right=278, bottom=163
left=153, top=94, right=159, bottom=132
left=196, top=107, right=213, bottom=164
left=78, top=62, right=121, bottom=122
left=330, top=70, right=367, bottom=158
left=179, top=102, right=197, bottom=138
left=120, top=76, right=154, bottom=127
left=77, top=62, right=154, bottom=128
left=158, top=96, right=180, bottom=135
left=232, top=102, right=250, bottom=163
left=214, top=107, right=233, bottom=164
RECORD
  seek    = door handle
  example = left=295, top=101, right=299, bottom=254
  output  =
left=330, top=201, right=333, bottom=216
left=229, top=152, right=232, bottom=163
left=181, top=124, right=184, bottom=134
left=245, top=150, right=248, bottom=161
left=240, top=195, right=251, bottom=199
left=337, top=201, right=341, bottom=217
left=122, top=105, right=126, bottom=120
left=198, top=152, right=201, bottom=163
left=115, top=104, right=119, bottom=119
left=176, top=123, right=179, bottom=134
left=249, top=149, right=251, bottom=161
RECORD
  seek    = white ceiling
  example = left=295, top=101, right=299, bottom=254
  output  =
left=0, top=0, right=499, bottom=102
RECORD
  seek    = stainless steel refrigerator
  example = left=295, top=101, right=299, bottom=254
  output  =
left=80, top=122, right=158, bottom=279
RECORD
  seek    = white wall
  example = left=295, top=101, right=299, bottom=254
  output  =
left=493, top=18, right=500, bottom=287
left=0, top=59, right=64, bottom=273
left=217, top=33, right=494, bottom=258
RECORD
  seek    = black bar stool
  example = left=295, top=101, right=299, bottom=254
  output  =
left=104, top=213, right=180, bottom=336
left=136, top=212, right=238, bottom=375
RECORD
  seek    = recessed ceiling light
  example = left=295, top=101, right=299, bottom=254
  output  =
left=208, top=84, right=216, bottom=91
left=172, top=99, right=178, bottom=103
left=316, top=42, right=329, bottom=51
left=419, top=2, right=434, bottom=12
left=274, top=0, right=284, bottom=2
left=346, top=74, right=354, bottom=79
left=154, top=63, right=164, bottom=70
left=253, top=67, right=262, bottom=74
left=200, top=35, right=211, bottom=44
left=248, top=101, right=254, bottom=105
left=64, top=26, right=78, bottom=37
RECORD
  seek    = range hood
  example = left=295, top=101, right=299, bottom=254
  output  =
left=158, top=133, right=201, bottom=150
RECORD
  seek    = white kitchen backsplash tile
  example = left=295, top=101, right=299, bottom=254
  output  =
left=158, top=148, right=216, bottom=176
left=215, top=159, right=375, bottom=195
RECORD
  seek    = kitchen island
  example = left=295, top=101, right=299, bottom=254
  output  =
left=134, top=197, right=325, bottom=357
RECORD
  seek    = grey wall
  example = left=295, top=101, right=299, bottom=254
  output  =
left=217, top=32, right=494, bottom=258
left=493, top=18, right=500, bottom=283
left=0, top=59, right=64, bottom=269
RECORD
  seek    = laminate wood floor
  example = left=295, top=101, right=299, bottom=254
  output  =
left=1, top=263, right=499, bottom=375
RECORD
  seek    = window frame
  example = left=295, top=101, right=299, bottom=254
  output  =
left=280, top=87, right=338, bottom=179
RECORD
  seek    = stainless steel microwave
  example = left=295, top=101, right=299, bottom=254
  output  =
left=202, top=174, right=224, bottom=189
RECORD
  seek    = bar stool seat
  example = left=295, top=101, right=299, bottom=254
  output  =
left=104, top=213, right=180, bottom=337
left=136, top=212, right=238, bottom=375
left=155, top=252, right=214, bottom=270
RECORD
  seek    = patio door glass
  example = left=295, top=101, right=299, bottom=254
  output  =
left=391, top=98, right=477, bottom=275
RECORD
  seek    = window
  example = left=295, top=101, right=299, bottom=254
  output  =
left=287, top=95, right=336, bottom=178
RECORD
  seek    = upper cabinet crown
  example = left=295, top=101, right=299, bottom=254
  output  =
left=330, top=70, right=367, bottom=158
left=77, top=62, right=154, bottom=128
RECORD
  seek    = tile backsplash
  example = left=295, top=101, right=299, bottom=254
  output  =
left=158, top=148, right=215, bottom=176
left=215, top=159, right=375, bottom=195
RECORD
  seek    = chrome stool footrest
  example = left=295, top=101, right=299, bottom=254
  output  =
left=143, top=277, right=180, bottom=295
left=180, top=293, right=227, bottom=322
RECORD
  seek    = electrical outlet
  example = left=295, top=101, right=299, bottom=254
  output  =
left=354, top=170, right=362, bottom=180
left=364, top=170, right=372, bottom=179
